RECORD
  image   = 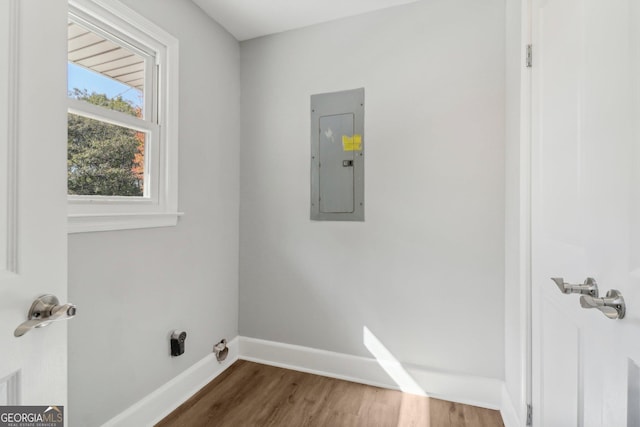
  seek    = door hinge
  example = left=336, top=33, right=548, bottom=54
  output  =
left=526, top=404, right=533, bottom=426
left=526, top=45, right=533, bottom=68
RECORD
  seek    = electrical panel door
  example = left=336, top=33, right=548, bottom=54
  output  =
left=319, top=113, right=355, bottom=213
left=310, top=88, right=364, bottom=221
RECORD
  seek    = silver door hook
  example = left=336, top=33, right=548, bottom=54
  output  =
left=551, top=277, right=599, bottom=297
left=14, top=295, right=76, bottom=337
left=580, top=289, right=625, bottom=320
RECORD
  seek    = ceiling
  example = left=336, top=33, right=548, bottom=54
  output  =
left=192, top=0, right=420, bottom=41
left=68, top=1, right=420, bottom=90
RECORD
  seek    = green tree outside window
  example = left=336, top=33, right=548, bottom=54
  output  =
left=67, top=89, right=145, bottom=197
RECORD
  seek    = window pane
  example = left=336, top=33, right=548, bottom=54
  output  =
left=68, top=20, right=145, bottom=115
left=68, top=113, right=146, bottom=197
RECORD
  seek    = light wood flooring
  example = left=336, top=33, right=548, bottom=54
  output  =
left=156, top=360, right=505, bottom=427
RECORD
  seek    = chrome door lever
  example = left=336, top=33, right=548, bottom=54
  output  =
left=551, top=277, right=599, bottom=297
left=580, top=289, right=625, bottom=319
left=14, top=294, right=77, bottom=337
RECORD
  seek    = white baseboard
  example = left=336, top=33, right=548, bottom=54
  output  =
left=102, top=336, right=518, bottom=426
left=500, top=384, right=522, bottom=427
left=239, top=336, right=503, bottom=410
left=101, top=337, right=239, bottom=427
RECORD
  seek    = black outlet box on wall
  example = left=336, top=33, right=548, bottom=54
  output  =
left=170, top=330, right=186, bottom=356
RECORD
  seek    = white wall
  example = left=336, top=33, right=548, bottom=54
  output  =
left=67, top=1, right=240, bottom=425
left=239, top=0, right=506, bottom=380
left=504, top=0, right=528, bottom=423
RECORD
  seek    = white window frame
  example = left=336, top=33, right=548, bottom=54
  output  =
left=67, top=0, right=180, bottom=233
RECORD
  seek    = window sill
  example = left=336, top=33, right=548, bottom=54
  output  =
left=68, top=212, right=184, bottom=234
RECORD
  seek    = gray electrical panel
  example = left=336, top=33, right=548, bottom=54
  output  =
left=310, top=88, right=364, bottom=221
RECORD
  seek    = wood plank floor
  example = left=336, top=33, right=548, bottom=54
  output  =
left=156, top=360, right=504, bottom=427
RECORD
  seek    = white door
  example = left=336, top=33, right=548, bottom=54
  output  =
left=532, top=0, right=640, bottom=425
left=0, top=0, right=69, bottom=413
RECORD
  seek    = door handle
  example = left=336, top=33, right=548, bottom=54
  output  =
left=551, top=277, right=599, bottom=297
left=579, top=289, right=625, bottom=319
left=14, top=294, right=77, bottom=337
